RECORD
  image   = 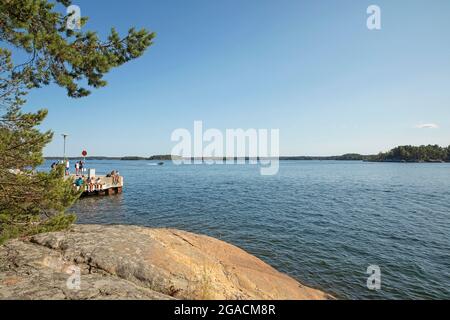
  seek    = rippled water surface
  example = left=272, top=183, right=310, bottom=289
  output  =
left=45, top=160, right=450, bottom=299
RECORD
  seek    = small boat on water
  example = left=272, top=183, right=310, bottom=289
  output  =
left=148, top=162, right=164, bottom=166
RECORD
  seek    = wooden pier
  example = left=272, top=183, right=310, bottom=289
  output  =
left=67, top=174, right=124, bottom=196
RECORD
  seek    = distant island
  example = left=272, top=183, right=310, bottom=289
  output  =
left=44, top=155, right=182, bottom=161
left=368, top=144, right=450, bottom=163
left=282, top=145, right=450, bottom=162
left=45, top=144, right=450, bottom=163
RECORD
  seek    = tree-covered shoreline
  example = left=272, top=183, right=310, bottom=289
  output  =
left=368, top=145, right=450, bottom=163
left=42, top=145, right=450, bottom=162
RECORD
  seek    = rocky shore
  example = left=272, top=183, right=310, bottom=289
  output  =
left=0, top=224, right=332, bottom=300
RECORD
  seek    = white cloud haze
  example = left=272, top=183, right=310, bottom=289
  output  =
left=415, top=123, right=439, bottom=129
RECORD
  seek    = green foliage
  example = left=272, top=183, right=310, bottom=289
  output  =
left=0, top=0, right=155, bottom=97
left=0, top=0, right=153, bottom=244
left=371, top=145, right=450, bottom=162
left=0, top=103, right=81, bottom=244
left=0, top=212, right=77, bottom=245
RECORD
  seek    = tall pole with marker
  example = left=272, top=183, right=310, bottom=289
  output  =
left=62, top=134, right=69, bottom=160
left=82, top=150, right=87, bottom=174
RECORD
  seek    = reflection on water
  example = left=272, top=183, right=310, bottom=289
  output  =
left=71, top=194, right=126, bottom=224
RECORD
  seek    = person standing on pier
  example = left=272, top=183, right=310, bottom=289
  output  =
left=65, top=160, right=70, bottom=176
left=75, top=161, right=80, bottom=175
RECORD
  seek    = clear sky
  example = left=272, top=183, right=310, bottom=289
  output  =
left=23, top=0, right=450, bottom=157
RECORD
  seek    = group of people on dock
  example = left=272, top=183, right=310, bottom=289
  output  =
left=74, top=176, right=104, bottom=192
left=49, top=160, right=121, bottom=194
left=107, top=170, right=121, bottom=185
left=73, top=170, right=121, bottom=194
left=49, top=160, right=121, bottom=195
left=50, top=160, right=71, bottom=176
left=50, top=159, right=85, bottom=176
left=74, top=160, right=85, bottom=175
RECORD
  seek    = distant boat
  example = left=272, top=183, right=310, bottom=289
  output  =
left=148, top=162, right=164, bottom=166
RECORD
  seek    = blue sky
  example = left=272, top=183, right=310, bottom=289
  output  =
left=22, top=0, right=450, bottom=156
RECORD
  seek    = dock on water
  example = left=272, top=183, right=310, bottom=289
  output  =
left=67, top=173, right=124, bottom=196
